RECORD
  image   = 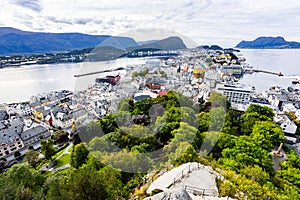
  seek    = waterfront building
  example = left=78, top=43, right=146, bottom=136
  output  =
left=219, top=64, right=243, bottom=76
left=216, top=83, right=255, bottom=110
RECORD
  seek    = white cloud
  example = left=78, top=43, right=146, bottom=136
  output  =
left=12, top=0, right=43, bottom=12
left=0, top=0, right=300, bottom=47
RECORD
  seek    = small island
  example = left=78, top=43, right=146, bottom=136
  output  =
left=236, top=36, right=300, bottom=49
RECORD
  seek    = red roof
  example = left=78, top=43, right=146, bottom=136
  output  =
left=158, top=90, right=168, bottom=96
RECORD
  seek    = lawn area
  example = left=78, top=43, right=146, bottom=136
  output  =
left=51, top=144, right=69, bottom=160
left=68, top=146, right=73, bottom=153
left=36, top=144, right=69, bottom=170
left=53, top=154, right=71, bottom=168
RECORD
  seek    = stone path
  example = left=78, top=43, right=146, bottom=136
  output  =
left=146, top=162, right=218, bottom=196
left=147, top=162, right=199, bottom=193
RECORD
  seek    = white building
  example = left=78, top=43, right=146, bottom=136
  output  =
left=283, top=103, right=297, bottom=113
left=215, top=82, right=255, bottom=111
left=274, top=113, right=297, bottom=134
left=0, top=132, right=24, bottom=157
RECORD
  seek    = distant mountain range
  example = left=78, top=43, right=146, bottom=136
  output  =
left=236, top=36, right=300, bottom=49
left=0, top=27, right=137, bottom=55
left=0, top=27, right=187, bottom=56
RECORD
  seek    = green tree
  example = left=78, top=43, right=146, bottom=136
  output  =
left=245, top=104, right=275, bottom=119
left=219, top=136, right=274, bottom=172
left=0, top=164, right=45, bottom=199
left=240, top=104, right=274, bottom=135
left=114, top=111, right=132, bottom=127
left=44, top=175, right=68, bottom=199
left=209, top=90, right=230, bottom=109
left=71, top=143, right=89, bottom=168
left=41, top=139, right=55, bottom=160
left=204, top=132, right=236, bottom=155
left=102, top=150, right=153, bottom=173
left=250, top=121, right=284, bottom=150
left=240, top=165, right=270, bottom=185
left=68, top=169, right=107, bottom=200
left=98, top=166, right=125, bottom=199
left=163, top=122, right=199, bottom=156
left=222, top=109, right=240, bottom=135
left=209, top=106, right=226, bottom=132
left=155, top=121, right=179, bottom=144
left=99, top=114, right=117, bottom=134
left=28, top=145, right=34, bottom=150
left=171, top=142, right=198, bottom=166
left=132, top=71, right=138, bottom=78
left=78, top=121, right=104, bottom=143
left=132, top=98, right=154, bottom=115
left=14, top=150, right=21, bottom=158
left=171, top=122, right=198, bottom=145
left=197, top=112, right=211, bottom=133
left=118, top=98, right=134, bottom=113
left=24, top=150, right=40, bottom=169
left=88, top=136, right=112, bottom=152
left=131, top=143, right=154, bottom=153
left=219, top=170, right=280, bottom=199
left=241, top=112, right=272, bottom=135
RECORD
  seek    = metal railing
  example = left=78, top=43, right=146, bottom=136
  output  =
left=183, top=185, right=217, bottom=197
left=172, top=163, right=204, bottom=186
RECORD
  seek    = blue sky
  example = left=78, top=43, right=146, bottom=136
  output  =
left=1, top=0, right=300, bottom=47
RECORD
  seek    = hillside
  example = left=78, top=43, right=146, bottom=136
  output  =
left=126, top=36, right=187, bottom=51
left=85, top=46, right=126, bottom=61
left=0, top=27, right=137, bottom=55
left=236, top=36, right=300, bottom=49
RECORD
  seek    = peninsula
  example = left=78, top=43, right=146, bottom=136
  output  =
left=236, top=36, right=300, bottom=49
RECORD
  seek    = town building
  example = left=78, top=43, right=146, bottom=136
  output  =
left=20, top=125, right=50, bottom=146
left=0, top=116, right=50, bottom=158
left=274, top=112, right=298, bottom=144
left=216, top=82, right=255, bottom=111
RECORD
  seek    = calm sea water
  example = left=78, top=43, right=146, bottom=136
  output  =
left=239, top=49, right=300, bottom=93
left=0, top=58, right=146, bottom=103
left=0, top=50, right=300, bottom=103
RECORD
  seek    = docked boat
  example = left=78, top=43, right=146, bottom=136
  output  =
left=292, top=78, right=300, bottom=84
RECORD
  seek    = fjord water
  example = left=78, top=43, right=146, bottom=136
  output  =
left=0, top=58, right=146, bottom=103
left=0, top=49, right=300, bottom=103
left=239, top=49, right=300, bottom=93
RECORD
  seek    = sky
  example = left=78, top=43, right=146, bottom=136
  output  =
left=0, top=0, right=300, bottom=47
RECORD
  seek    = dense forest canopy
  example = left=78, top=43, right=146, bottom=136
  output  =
left=0, top=91, right=299, bottom=199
